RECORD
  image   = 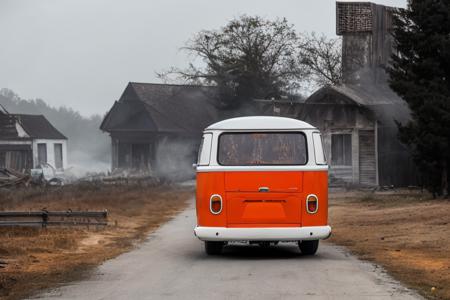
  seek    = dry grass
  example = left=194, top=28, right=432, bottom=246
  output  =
left=329, top=190, right=450, bottom=300
left=0, top=183, right=193, bottom=300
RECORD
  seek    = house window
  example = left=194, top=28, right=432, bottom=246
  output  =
left=37, top=143, right=47, bottom=165
left=54, top=143, right=63, bottom=169
left=331, top=134, right=352, bottom=166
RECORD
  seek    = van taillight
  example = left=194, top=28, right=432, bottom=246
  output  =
left=210, top=194, right=223, bottom=214
left=306, top=194, right=319, bottom=214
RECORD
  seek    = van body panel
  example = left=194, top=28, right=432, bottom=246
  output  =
left=226, top=192, right=302, bottom=225
left=196, top=170, right=328, bottom=228
left=196, top=172, right=226, bottom=227
left=301, top=171, right=328, bottom=226
left=224, top=171, right=302, bottom=193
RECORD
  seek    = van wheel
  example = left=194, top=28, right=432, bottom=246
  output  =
left=298, top=240, right=319, bottom=255
left=204, top=241, right=224, bottom=255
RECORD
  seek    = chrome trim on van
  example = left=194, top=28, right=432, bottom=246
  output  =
left=194, top=225, right=332, bottom=241
left=306, top=194, right=319, bottom=214
left=197, top=165, right=328, bottom=172
left=209, top=194, right=223, bottom=215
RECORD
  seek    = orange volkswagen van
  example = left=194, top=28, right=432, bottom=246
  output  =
left=194, top=116, right=331, bottom=255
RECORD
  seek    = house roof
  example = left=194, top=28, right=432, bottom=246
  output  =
left=13, top=114, right=67, bottom=139
left=306, top=83, right=405, bottom=106
left=101, top=82, right=220, bottom=134
left=0, top=111, right=18, bottom=139
left=305, top=83, right=411, bottom=125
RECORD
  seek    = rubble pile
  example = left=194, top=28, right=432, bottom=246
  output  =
left=0, top=168, right=30, bottom=188
left=79, top=169, right=161, bottom=186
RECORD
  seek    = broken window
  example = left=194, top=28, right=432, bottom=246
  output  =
left=37, top=143, right=47, bottom=165
left=331, top=134, right=352, bottom=166
left=54, top=143, right=63, bottom=169
left=218, top=132, right=307, bottom=166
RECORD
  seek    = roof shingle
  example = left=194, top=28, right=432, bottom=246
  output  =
left=13, top=114, right=67, bottom=139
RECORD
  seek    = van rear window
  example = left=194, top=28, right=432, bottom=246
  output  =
left=218, top=132, right=307, bottom=166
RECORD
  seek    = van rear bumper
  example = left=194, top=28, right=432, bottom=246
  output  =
left=194, top=225, right=331, bottom=241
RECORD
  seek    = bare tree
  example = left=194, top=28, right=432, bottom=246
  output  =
left=159, top=17, right=343, bottom=107
left=297, top=33, right=342, bottom=88
left=158, top=15, right=303, bottom=108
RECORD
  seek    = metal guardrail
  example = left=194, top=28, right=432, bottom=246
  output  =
left=0, top=210, right=108, bottom=227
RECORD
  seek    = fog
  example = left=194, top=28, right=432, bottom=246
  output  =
left=154, top=138, right=198, bottom=181
left=0, top=0, right=406, bottom=117
left=0, top=0, right=408, bottom=179
left=0, top=88, right=111, bottom=177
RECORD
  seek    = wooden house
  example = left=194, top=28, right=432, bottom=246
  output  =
left=100, top=82, right=219, bottom=179
left=100, top=2, right=417, bottom=187
left=256, top=2, right=417, bottom=187
left=0, top=108, right=68, bottom=172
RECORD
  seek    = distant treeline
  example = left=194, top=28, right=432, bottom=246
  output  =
left=0, top=88, right=110, bottom=174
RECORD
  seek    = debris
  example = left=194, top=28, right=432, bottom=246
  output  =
left=78, top=169, right=160, bottom=186
left=0, top=168, right=31, bottom=188
left=30, top=163, right=65, bottom=186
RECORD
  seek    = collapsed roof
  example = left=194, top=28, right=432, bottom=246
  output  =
left=0, top=111, right=67, bottom=140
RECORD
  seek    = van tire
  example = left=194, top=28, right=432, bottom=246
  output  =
left=205, top=241, right=224, bottom=255
left=298, top=240, right=319, bottom=255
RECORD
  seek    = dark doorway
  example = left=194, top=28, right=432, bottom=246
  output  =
left=37, top=143, right=47, bottom=165
left=131, top=144, right=150, bottom=170
left=54, top=143, right=63, bottom=169
left=359, top=130, right=376, bottom=185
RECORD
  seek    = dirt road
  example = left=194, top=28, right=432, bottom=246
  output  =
left=33, top=205, right=422, bottom=300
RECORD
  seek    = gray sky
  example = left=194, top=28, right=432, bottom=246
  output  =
left=0, top=0, right=407, bottom=117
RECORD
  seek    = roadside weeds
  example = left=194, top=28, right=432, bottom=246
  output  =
left=0, top=183, right=193, bottom=300
left=329, top=190, right=450, bottom=300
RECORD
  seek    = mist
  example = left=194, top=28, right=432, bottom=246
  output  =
left=0, top=0, right=407, bottom=117
left=154, top=137, right=198, bottom=181
left=0, top=89, right=111, bottom=177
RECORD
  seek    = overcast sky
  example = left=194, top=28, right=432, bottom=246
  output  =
left=0, top=0, right=407, bottom=117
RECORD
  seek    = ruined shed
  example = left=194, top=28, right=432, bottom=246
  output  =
left=257, top=2, right=416, bottom=187
left=300, top=1, right=417, bottom=187
left=0, top=108, right=68, bottom=172
left=100, top=82, right=219, bottom=178
left=302, top=84, right=415, bottom=187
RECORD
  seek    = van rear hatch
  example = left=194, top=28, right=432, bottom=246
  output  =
left=225, top=172, right=303, bottom=225
left=218, top=132, right=307, bottom=225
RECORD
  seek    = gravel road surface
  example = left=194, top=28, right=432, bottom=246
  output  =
left=34, top=205, right=422, bottom=300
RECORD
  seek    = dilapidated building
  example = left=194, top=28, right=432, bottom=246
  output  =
left=0, top=107, right=68, bottom=172
left=101, top=1, right=417, bottom=186
left=260, top=1, right=416, bottom=187
left=100, top=82, right=219, bottom=179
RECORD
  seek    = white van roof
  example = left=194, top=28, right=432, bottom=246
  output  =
left=206, top=116, right=316, bottom=131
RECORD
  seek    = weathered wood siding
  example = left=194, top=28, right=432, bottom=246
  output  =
left=329, top=166, right=353, bottom=185
left=298, top=101, right=377, bottom=186
left=0, top=144, right=33, bottom=171
left=111, top=132, right=156, bottom=171
left=359, top=130, right=377, bottom=185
